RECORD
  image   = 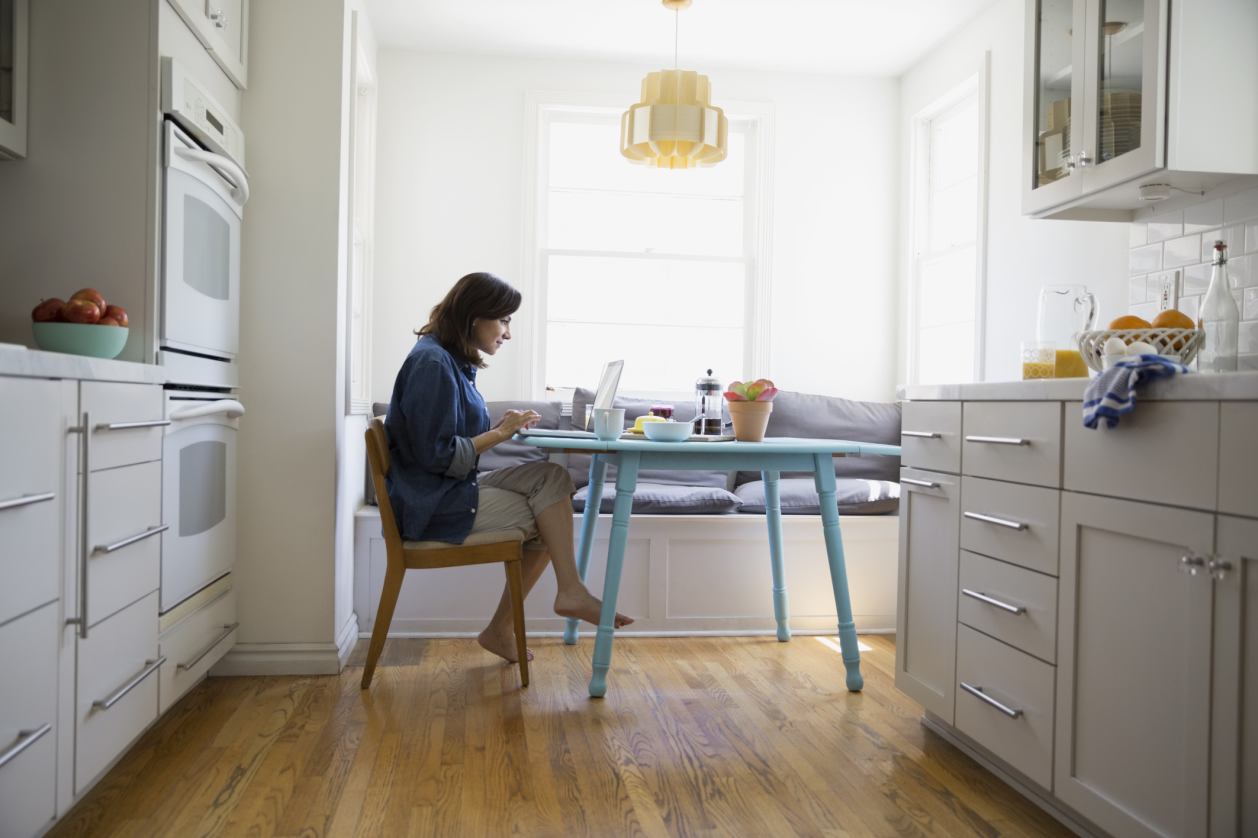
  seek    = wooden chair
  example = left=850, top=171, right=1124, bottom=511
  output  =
left=361, top=417, right=529, bottom=689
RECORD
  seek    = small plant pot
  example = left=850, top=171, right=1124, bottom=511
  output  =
left=727, top=400, right=773, bottom=441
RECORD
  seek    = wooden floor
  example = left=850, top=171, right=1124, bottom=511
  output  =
left=46, top=634, right=1072, bottom=838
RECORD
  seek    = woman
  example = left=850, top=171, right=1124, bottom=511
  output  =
left=385, top=272, right=631, bottom=665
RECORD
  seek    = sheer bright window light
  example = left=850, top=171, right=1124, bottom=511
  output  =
left=541, top=114, right=753, bottom=395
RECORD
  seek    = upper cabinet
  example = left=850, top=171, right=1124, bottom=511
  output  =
left=1022, top=0, right=1258, bottom=220
left=168, top=0, right=249, bottom=89
left=0, top=0, right=28, bottom=159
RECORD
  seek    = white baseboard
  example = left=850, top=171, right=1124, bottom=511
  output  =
left=213, top=638, right=349, bottom=676
left=336, top=611, right=359, bottom=668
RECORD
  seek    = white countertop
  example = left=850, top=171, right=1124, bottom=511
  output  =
left=0, top=345, right=166, bottom=384
left=898, top=370, right=1258, bottom=401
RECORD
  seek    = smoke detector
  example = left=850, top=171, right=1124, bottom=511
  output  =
left=1139, top=184, right=1173, bottom=202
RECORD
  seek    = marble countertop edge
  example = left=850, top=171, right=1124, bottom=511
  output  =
left=897, top=371, right=1258, bottom=402
left=0, top=346, right=166, bottom=384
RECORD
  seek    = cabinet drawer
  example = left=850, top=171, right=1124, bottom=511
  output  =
left=960, top=477, right=1060, bottom=576
left=81, top=382, right=164, bottom=472
left=0, top=602, right=58, bottom=838
left=901, top=401, right=962, bottom=474
left=962, top=402, right=1062, bottom=487
left=955, top=624, right=1055, bottom=791
left=1064, top=400, right=1218, bottom=511
left=159, top=588, right=236, bottom=714
left=0, top=377, right=63, bottom=628
left=77, top=591, right=159, bottom=794
left=87, top=461, right=162, bottom=627
left=958, top=551, right=1058, bottom=663
left=1218, top=402, right=1258, bottom=518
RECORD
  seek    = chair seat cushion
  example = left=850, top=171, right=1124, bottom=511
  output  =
left=734, top=478, right=900, bottom=515
left=572, top=482, right=743, bottom=515
left=404, top=527, right=528, bottom=550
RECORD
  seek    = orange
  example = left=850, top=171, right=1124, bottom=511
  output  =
left=1108, top=315, right=1152, bottom=330
left=1151, top=309, right=1195, bottom=330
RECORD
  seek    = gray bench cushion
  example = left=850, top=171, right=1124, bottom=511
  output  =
left=734, top=478, right=900, bottom=516
left=566, top=387, right=728, bottom=490
left=572, top=482, right=743, bottom=515
left=477, top=400, right=564, bottom=472
left=733, top=390, right=901, bottom=487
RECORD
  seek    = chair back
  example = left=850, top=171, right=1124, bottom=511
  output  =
left=366, top=417, right=403, bottom=556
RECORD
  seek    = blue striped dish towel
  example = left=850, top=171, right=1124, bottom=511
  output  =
left=1083, top=355, right=1192, bottom=429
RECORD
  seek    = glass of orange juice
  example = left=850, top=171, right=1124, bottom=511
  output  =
left=1021, top=341, right=1056, bottom=380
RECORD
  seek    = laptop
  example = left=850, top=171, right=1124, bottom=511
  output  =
left=519, top=360, right=624, bottom=439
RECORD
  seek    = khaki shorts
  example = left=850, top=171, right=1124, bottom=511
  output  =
left=469, top=461, right=576, bottom=550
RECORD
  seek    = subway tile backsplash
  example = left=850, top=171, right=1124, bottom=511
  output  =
left=1130, top=184, right=1258, bottom=372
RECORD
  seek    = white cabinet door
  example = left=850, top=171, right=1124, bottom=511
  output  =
left=1056, top=492, right=1213, bottom=838
left=1211, top=515, right=1257, bottom=838
left=0, top=602, right=58, bottom=838
left=168, top=0, right=248, bottom=88
left=896, top=467, right=961, bottom=723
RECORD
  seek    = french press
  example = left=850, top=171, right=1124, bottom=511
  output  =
left=693, top=369, right=726, bottom=435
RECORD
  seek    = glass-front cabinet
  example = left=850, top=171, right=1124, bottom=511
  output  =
left=1023, top=0, right=1165, bottom=216
left=0, top=0, right=27, bottom=159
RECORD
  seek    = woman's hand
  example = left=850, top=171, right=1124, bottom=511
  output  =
left=493, top=409, right=542, bottom=440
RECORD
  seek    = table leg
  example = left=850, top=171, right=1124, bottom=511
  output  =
left=589, top=451, right=638, bottom=698
left=565, top=456, right=608, bottom=645
left=814, top=453, right=863, bottom=691
left=762, top=470, right=791, bottom=642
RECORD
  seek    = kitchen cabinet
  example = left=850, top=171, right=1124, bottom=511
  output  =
left=1055, top=492, right=1213, bottom=838
left=168, top=0, right=249, bottom=89
left=0, top=0, right=27, bottom=159
left=1022, top=0, right=1258, bottom=220
left=0, top=602, right=58, bottom=838
left=897, top=380, right=1258, bottom=838
left=895, top=466, right=961, bottom=723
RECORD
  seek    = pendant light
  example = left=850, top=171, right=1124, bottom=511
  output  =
left=620, top=0, right=728, bottom=169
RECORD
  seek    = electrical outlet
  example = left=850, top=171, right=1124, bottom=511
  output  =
left=1155, top=270, right=1180, bottom=311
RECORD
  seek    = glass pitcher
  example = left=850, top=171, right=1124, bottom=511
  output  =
left=1037, top=285, right=1098, bottom=377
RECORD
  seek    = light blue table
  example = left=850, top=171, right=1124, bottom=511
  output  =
left=520, top=435, right=902, bottom=697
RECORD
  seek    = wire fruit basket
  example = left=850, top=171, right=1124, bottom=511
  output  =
left=1077, top=328, right=1204, bottom=373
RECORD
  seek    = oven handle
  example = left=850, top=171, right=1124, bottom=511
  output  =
left=169, top=400, right=246, bottom=422
left=173, top=146, right=249, bottom=206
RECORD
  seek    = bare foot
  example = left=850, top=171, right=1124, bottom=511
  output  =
left=477, top=627, right=534, bottom=664
left=554, top=589, right=634, bottom=628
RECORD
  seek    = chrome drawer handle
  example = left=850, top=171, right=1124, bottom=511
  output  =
left=965, top=435, right=1029, bottom=446
left=902, top=431, right=941, bottom=439
left=964, top=511, right=1029, bottom=531
left=962, top=588, right=1026, bottom=614
left=93, top=658, right=166, bottom=710
left=0, top=492, right=55, bottom=512
left=0, top=723, right=52, bottom=770
left=901, top=478, right=940, bottom=489
left=960, top=682, right=1024, bottom=719
left=178, top=623, right=239, bottom=671
left=95, top=525, right=169, bottom=554
left=96, top=419, right=171, bottom=431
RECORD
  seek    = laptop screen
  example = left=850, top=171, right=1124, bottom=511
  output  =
left=585, top=360, right=624, bottom=430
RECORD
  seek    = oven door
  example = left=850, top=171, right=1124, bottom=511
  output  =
left=160, top=397, right=241, bottom=613
left=162, top=121, right=245, bottom=360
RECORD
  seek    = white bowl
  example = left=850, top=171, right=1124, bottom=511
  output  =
left=641, top=421, right=692, bottom=442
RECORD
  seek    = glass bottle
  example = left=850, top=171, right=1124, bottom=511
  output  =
left=1198, top=240, right=1240, bottom=373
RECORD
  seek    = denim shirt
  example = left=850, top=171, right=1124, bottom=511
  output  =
left=384, top=335, right=490, bottom=543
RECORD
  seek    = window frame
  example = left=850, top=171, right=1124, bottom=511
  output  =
left=904, top=55, right=991, bottom=386
left=344, top=11, right=377, bottom=416
left=520, top=90, right=775, bottom=401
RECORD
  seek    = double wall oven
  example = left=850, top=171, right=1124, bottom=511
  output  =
left=159, top=59, right=247, bottom=614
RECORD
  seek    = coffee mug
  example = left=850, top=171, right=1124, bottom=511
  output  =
left=591, top=407, right=626, bottom=440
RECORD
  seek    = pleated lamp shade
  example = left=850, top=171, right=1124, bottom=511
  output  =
left=620, top=69, right=728, bottom=169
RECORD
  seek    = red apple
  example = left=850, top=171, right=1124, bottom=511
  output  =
left=62, top=300, right=101, bottom=324
left=103, top=305, right=128, bottom=327
left=32, top=298, right=66, bottom=322
left=70, top=288, right=106, bottom=312
left=97, top=316, right=121, bottom=327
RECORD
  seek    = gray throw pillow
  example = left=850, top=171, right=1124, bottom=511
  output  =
left=566, top=387, right=727, bottom=490
left=572, top=482, right=743, bottom=515
left=477, top=400, right=563, bottom=472
left=734, top=478, right=900, bottom=515
left=733, top=390, right=901, bottom=487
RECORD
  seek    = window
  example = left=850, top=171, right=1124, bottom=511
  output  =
left=907, top=69, right=989, bottom=385
left=345, top=19, right=376, bottom=414
left=525, top=95, right=772, bottom=399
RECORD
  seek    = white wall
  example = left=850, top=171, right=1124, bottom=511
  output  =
left=370, top=51, right=901, bottom=404
left=229, top=0, right=353, bottom=671
left=898, top=0, right=1130, bottom=383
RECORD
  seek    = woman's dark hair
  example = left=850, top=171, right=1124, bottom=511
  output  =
left=416, top=272, right=521, bottom=368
